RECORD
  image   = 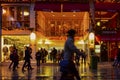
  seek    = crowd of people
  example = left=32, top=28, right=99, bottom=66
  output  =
left=8, top=44, right=86, bottom=71
left=7, top=29, right=87, bottom=80
left=6, top=29, right=120, bottom=80
left=9, top=45, right=33, bottom=71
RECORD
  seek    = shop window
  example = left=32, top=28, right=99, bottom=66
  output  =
left=2, top=6, right=30, bottom=30
left=4, top=39, right=8, bottom=45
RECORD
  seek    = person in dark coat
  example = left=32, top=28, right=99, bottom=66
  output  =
left=9, top=46, right=14, bottom=69
left=12, top=47, right=19, bottom=71
left=35, top=49, right=41, bottom=67
left=22, top=46, right=33, bottom=71
left=60, top=29, right=85, bottom=80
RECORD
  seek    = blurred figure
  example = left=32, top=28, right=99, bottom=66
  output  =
left=60, top=29, right=85, bottom=80
left=22, top=46, right=33, bottom=71
left=113, top=47, right=120, bottom=67
left=81, top=49, right=86, bottom=64
left=12, top=47, right=19, bottom=71
left=51, top=47, right=57, bottom=63
left=9, top=46, right=14, bottom=69
left=56, top=50, right=61, bottom=63
left=111, top=46, right=118, bottom=61
left=75, top=50, right=81, bottom=66
left=35, top=49, right=41, bottom=67
left=42, top=48, right=48, bottom=63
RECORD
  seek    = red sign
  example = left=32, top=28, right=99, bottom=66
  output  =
left=34, top=2, right=120, bottom=12
left=96, top=31, right=120, bottom=41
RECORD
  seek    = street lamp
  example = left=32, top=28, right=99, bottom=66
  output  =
left=89, top=32, right=95, bottom=49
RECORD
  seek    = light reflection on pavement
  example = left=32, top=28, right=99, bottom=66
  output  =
left=0, top=62, right=120, bottom=80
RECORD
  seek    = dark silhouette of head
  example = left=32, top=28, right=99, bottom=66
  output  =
left=67, top=29, right=76, bottom=36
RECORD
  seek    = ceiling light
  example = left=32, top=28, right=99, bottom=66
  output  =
left=52, top=14, right=55, bottom=16
left=62, top=14, right=65, bottom=17
left=73, top=15, right=76, bottom=17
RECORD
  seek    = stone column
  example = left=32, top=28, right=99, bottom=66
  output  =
left=0, top=4, right=2, bottom=62
left=30, top=4, right=36, bottom=62
left=88, top=0, right=96, bottom=66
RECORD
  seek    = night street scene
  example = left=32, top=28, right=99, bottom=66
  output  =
left=0, top=0, right=120, bottom=80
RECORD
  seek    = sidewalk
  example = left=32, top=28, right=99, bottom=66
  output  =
left=0, top=61, right=119, bottom=80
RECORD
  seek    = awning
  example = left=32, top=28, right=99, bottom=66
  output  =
left=34, top=2, right=120, bottom=12
left=96, top=31, right=120, bottom=42
left=95, top=3, right=120, bottom=12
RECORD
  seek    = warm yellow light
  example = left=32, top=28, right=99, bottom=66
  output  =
left=38, top=40, right=43, bottom=44
left=89, top=32, right=95, bottom=40
left=97, top=21, right=100, bottom=26
left=20, top=11, right=29, bottom=16
left=45, top=39, right=51, bottom=44
left=30, top=32, right=36, bottom=40
left=24, top=11, right=29, bottom=16
left=2, top=9, right=6, bottom=14
left=89, top=32, right=95, bottom=48
left=78, top=40, right=84, bottom=44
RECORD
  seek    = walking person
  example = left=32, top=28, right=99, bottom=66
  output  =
left=52, top=47, right=57, bottom=63
left=35, top=49, right=41, bottom=67
left=12, top=47, right=19, bottom=71
left=9, top=46, right=14, bottom=69
left=113, top=47, right=120, bottom=67
left=59, top=29, right=85, bottom=80
left=22, top=46, right=33, bottom=71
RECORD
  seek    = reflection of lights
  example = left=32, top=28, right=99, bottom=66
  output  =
left=89, top=32, right=95, bottom=40
left=2, top=9, right=6, bottom=14
left=20, top=11, right=29, bottom=16
left=38, top=39, right=51, bottom=44
left=10, top=17, right=14, bottom=21
left=45, top=39, right=51, bottom=44
left=38, top=40, right=43, bottom=44
left=97, top=21, right=100, bottom=26
left=24, top=11, right=29, bottom=16
left=30, top=32, right=36, bottom=40
left=78, top=40, right=84, bottom=44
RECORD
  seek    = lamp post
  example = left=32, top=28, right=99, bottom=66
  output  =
left=30, top=32, right=36, bottom=61
left=89, top=32, right=95, bottom=50
left=88, top=0, right=98, bottom=70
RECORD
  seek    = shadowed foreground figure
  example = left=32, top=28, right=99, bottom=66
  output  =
left=60, top=29, right=85, bottom=80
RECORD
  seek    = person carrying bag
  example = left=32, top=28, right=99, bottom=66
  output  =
left=59, top=29, right=85, bottom=80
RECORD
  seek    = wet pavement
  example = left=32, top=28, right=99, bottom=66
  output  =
left=0, top=61, right=120, bottom=80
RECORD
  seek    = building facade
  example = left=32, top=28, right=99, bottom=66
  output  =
left=0, top=0, right=120, bottom=62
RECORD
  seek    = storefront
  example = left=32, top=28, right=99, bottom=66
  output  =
left=96, top=30, right=120, bottom=62
left=1, top=35, right=30, bottom=62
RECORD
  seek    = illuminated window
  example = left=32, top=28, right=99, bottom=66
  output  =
left=2, top=5, right=30, bottom=30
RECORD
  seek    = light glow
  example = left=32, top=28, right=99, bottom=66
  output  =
left=89, top=32, right=95, bottom=48
left=2, top=9, right=6, bottom=14
left=78, top=40, right=84, bottom=44
left=30, top=32, right=36, bottom=40
left=20, top=11, right=29, bottom=16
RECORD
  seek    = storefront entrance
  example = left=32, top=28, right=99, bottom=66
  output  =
left=2, top=35, right=30, bottom=62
